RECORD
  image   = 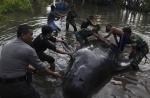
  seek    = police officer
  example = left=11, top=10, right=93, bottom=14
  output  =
left=0, top=25, right=62, bottom=98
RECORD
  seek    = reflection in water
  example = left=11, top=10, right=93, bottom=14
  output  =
left=77, top=3, right=150, bottom=27
left=0, top=2, right=150, bottom=98
left=122, top=10, right=143, bottom=25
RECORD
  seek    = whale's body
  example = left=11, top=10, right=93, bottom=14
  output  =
left=63, top=41, right=130, bottom=98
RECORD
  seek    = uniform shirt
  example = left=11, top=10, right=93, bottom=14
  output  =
left=129, top=34, right=147, bottom=49
left=0, top=38, right=46, bottom=78
left=32, top=34, right=57, bottom=52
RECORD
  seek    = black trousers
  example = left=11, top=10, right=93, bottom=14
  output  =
left=66, top=20, right=77, bottom=32
left=37, top=52, right=55, bottom=71
left=0, top=81, right=40, bottom=98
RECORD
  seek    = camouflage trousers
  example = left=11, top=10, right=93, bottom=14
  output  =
left=130, top=44, right=149, bottom=70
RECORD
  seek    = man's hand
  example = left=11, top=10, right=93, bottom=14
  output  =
left=53, top=72, right=63, bottom=79
left=61, top=39, right=72, bottom=50
left=56, top=38, right=65, bottom=44
left=26, top=65, right=37, bottom=73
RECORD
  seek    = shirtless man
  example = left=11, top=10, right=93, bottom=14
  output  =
left=104, top=24, right=124, bottom=49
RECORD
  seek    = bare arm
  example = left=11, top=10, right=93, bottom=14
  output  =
left=37, top=67, right=62, bottom=78
left=28, top=65, right=62, bottom=78
left=46, top=40, right=71, bottom=55
left=28, top=49, right=62, bottom=78
left=45, top=68, right=62, bottom=78
left=93, top=32, right=110, bottom=45
left=104, top=32, right=112, bottom=38
left=56, top=38, right=64, bottom=43
left=114, top=34, right=119, bottom=46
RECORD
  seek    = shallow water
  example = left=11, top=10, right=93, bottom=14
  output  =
left=0, top=1, right=150, bottom=98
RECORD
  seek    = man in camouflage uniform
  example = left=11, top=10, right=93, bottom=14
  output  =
left=122, top=27, right=149, bottom=71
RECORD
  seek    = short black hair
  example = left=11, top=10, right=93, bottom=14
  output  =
left=106, top=24, right=112, bottom=28
left=122, top=27, right=132, bottom=34
left=17, top=25, right=32, bottom=38
left=42, top=25, right=53, bottom=35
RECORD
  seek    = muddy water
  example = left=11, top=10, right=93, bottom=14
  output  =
left=0, top=2, right=150, bottom=98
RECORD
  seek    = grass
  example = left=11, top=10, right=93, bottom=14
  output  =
left=0, top=0, right=32, bottom=14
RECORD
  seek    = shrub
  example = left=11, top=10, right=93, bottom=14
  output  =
left=0, top=0, right=32, bottom=14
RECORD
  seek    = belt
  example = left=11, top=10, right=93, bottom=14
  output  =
left=0, top=75, right=27, bottom=83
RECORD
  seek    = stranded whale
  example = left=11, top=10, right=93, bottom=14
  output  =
left=63, top=40, right=131, bottom=98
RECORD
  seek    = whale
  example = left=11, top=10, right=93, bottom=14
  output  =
left=63, top=40, right=131, bottom=98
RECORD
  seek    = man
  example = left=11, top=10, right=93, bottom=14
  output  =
left=66, top=5, right=77, bottom=32
left=104, top=24, right=124, bottom=48
left=75, top=24, right=109, bottom=47
left=47, top=5, right=61, bottom=36
left=0, top=25, right=61, bottom=98
left=121, top=27, right=149, bottom=71
left=81, top=16, right=96, bottom=29
left=32, top=25, right=70, bottom=71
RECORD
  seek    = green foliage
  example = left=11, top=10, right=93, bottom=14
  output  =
left=0, top=0, right=32, bottom=14
left=43, top=0, right=52, bottom=3
left=0, top=15, right=5, bottom=21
